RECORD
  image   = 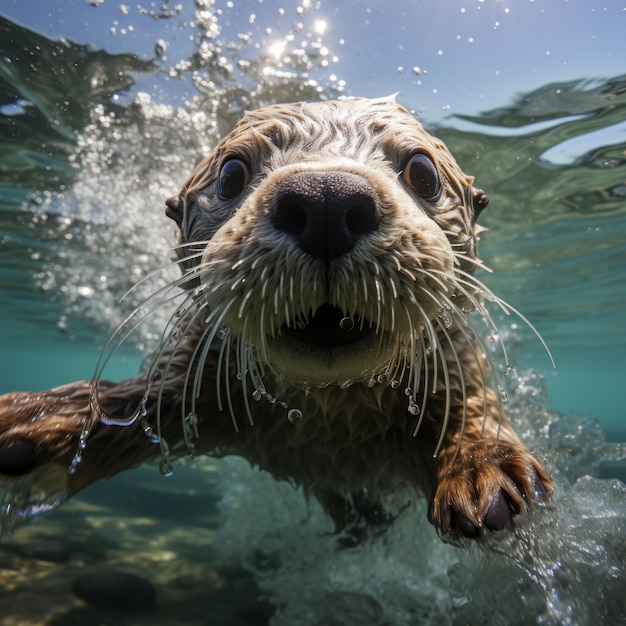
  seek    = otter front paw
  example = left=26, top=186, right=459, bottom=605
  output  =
left=429, top=442, right=553, bottom=539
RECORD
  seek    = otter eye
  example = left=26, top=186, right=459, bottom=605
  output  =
left=401, top=153, right=441, bottom=201
left=218, top=158, right=250, bottom=199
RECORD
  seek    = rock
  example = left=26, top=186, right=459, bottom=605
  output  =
left=73, top=570, right=156, bottom=609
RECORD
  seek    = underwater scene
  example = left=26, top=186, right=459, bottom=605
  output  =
left=0, top=1, right=625, bottom=624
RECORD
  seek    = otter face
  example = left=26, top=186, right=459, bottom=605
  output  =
left=166, top=97, right=488, bottom=387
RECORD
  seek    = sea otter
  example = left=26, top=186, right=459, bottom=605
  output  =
left=0, top=97, right=552, bottom=542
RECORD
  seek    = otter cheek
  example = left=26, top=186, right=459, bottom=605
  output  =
left=0, top=439, right=37, bottom=476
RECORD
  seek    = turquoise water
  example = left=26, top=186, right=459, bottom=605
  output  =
left=1, top=2, right=626, bottom=624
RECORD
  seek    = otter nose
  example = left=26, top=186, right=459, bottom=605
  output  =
left=271, top=171, right=380, bottom=265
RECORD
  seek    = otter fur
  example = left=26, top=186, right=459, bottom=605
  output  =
left=0, top=97, right=552, bottom=541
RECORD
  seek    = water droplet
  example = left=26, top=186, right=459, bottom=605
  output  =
left=408, top=402, right=420, bottom=415
left=339, top=316, right=354, bottom=331
left=159, top=459, right=174, bottom=477
left=503, top=365, right=514, bottom=377
left=69, top=453, right=82, bottom=474
left=252, top=389, right=262, bottom=401
left=391, top=379, right=400, bottom=389
left=154, top=38, right=168, bottom=58
left=499, top=388, right=509, bottom=403
left=437, top=307, right=454, bottom=329
left=489, top=334, right=499, bottom=343
left=185, top=412, right=198, bottom=426
left=404, top=387, right=413, bottom=397
left=141, top=420, right=160, bottom=444
left=376, top=373, right=387, bottom=384
left=288, top=408, right=303, bottom=424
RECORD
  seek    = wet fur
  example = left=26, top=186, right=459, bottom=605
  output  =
left=0, top=97, right=552, bottom=541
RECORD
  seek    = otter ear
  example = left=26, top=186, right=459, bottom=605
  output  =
left=471, top=187, right=489, bottom=220
left=165, top=195, right=185, bottom=230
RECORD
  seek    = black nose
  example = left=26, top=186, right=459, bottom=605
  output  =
left=271, top=171, right=380, bottom=265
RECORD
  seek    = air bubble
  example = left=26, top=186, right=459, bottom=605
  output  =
left=377, top=373, right=387, bottom=384
left=287, top=408, right=303, bottom=424
left=252, top=389, right=262, bottom=401
left=159, top=459, right=174, bottom=477
left=499, top=388, right=509, bottom=403
left=339, top=316, right=355, bottom=331
left=408, top=402, right=420, bottom=415
left=503, top=365, right=514, bottom=378
left=391, top=380, right=400, bottom=389
left=404, top=387, right=413, bottom=397
left=489, top=334, right=499, bottom=343
left=184, top=412, right=199, bottom=438
left=437, top=307, right=454, bottom=329
left=69, top=453, right=82, bottom=474
left=141, top=421, right=160, bottom=444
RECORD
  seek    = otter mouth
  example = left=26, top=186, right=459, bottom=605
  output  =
left=282, top=303, right=372, bottom=348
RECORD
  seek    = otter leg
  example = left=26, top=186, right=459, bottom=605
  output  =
left=428, top=384, right=553, bottom=539
left=0, top=379, right=163, bottom=535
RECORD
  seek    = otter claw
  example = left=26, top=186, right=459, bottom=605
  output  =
left=483, top=491, right=514, bottom=531
left=452, top=508, right=480, bottom=537
left=451, top=491, right=513, bottom=537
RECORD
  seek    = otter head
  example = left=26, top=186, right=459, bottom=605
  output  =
left=165, top=97, right=489, bottom=388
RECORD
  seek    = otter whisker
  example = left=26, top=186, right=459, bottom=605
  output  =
left=90, top=288, right=198, bottom=437
left=223, top=333, right=238, bottom=432
left=215, top=329, right=239, bottom=433
left=142, top=293, right=200, bottom=393
left=420, top=267, right=513, bottom=383
left=436, top=320, right=468, bottom=467
left=412, top=330, right=431, bottom=437
left=412, top=292, right=441, bottom=394
left=429, top=332, right=452, bottom=459
left=150, top=300, right=209, bottom=472
left=452, top=251, right=493, bottom=273
left=273, top=271, right=282, bottom=315
left=238, top=318, right=256, bottom=427
left=92, top=283, right=192, bottom=387
left=118, top=254, right=200, bottom=303
left=453, top=267, right=554, bottom=367
left=191, top=299, right=237, bottom=412
left=180, top=303, right=214, bottom=421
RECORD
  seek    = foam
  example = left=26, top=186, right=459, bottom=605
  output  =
left=211, top=369, right=626, bottom=625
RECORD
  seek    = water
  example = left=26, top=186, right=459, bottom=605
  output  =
left=1, top=1, right=625, bottom=624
